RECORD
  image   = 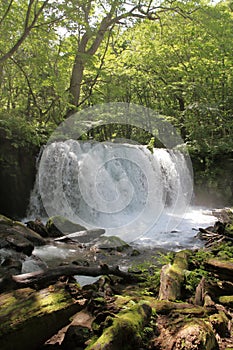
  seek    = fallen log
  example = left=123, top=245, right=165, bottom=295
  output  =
left=1, top=264, right=141, bottom=291
left=0, top=284, right=85, bottom=350
left=86, top=302, right=152, bottom=350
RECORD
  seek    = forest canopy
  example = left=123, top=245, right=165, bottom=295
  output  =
left=0, top=0, right=232, bottom=157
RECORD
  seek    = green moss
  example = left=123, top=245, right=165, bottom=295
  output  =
left=0, top=286, right=75, bottom=337
left=86, top=303, right=151, bottom=350
left=46, top=216, right=86, bottom=235
left=225, top=223, right=233, bottom=237
left=173, top=250, right=191, bottom=270
left=219, top=295, right=233, bottom=307
left=0, top=214, right=13, bottom=226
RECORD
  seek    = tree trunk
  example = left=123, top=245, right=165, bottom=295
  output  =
left=159, top=250, right=190, bottom=301
left=69, top=53, right=85, bottom=109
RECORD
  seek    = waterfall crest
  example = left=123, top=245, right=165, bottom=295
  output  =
left=28, top=140, right=193, bottom=243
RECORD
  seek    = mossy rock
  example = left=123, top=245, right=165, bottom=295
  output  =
left=46, top=216, right=86, bottom=237
left=0, top=214, right=13, bottom=226
left=209, top=311, right=230, bottom=337
left=93, top=236, right=129, bottom=252
left=0, top=219, right=45, bottom=247
left=11, top=222, right=46, bottom=246
left=0, top=231, right=34, bottom=256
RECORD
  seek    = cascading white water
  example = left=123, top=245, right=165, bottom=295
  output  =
left=28, top=140, right=197, bottom=246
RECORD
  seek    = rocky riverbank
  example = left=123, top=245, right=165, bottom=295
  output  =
left=0, top=210, right=233, bottom=349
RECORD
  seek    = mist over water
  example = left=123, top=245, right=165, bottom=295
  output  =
left=26, top=139, right=216, bottom=250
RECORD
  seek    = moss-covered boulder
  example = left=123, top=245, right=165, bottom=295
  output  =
left=0, top=215, right=45, bottom=247
left=0, top=214, right=13, bottom=226
left=93, top=235, right=129, bottom=252
left=46, top=216, right=86, bottom=237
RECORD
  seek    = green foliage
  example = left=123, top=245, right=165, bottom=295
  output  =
left=0, top=0, right=233, bottom=170
left=157, top=251, right=175, bottom=265
left=0, top=113, right=39, bottom=148
left=129, top=260, right=161, bottom=296
left=184, top=268, right=208, bottom=293
left=211, top=242, right=233, bottom=260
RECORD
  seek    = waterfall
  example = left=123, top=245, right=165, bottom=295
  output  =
left=28, top=140, right=193, bottom=244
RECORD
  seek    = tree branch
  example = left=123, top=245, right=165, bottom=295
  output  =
left=0, top=0, right=14, bottom=26
left=0, top=0, right=50, bottom=64
left=0, top=264, right=141, bottom=291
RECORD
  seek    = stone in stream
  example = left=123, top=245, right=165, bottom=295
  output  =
left=0, top=214, right=46, bottom=277
left=93, top=235, right=129, bottom=252
left=0, top=215, right=46, bottom=247
left=46, top=215, right=87, bottom=237
left=26, top=219, right=49, bottom=238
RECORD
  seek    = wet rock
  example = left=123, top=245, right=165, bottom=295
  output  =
left=0, top=231, right=34, bottom=256
left=0, top=220, right=45, bottom=247
left=26, top=219, right=49, bottom=238
left=46, top=216, right=87, bottom=237
left=93, top=236, right=129, bottom=252
left=61, top=325, right=92, bottom=349
left=0, top=249, right=24, bottom=275
left=22, top=255, right=48, bottom=273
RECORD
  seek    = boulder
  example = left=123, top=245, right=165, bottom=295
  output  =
left=12, top=222, right=46, bottom=246
left=61, top=325, right=92, bottom=349
left=0, top=217, right=45, bottom=247
left=0, top=214, right=13, bottom=226
left=26, top=219, right=49, bottom=238
left=93, top=236, right=129, bottom=252
left=0, top=231, right=34, bottom=256
left=0, top=249, right=25, bottom=276
left=46, top=216, right=87, bottom=237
